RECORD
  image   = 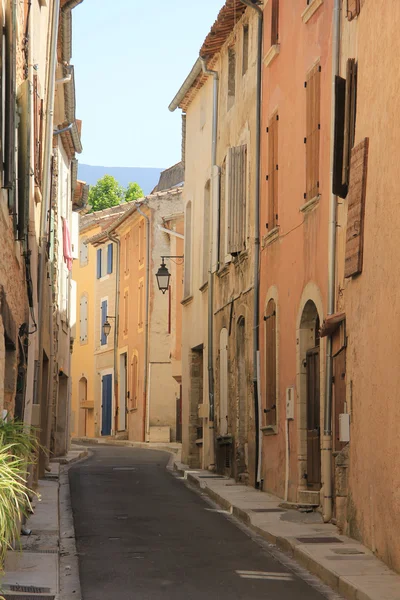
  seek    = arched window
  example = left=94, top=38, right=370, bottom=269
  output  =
left=265, top=299, right=277, bottom=427
left=184, top=201, right=192, bottom=298
left=219, top=328, right=228, bottom=436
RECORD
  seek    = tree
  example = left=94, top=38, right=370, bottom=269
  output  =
left=125, top=182, right=144, bottom=203
left=88, top=175, right=124, bottom=212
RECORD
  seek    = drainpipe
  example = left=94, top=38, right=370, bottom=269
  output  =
left=136, top=203, right=150, bottom=442
left=323, top=0, right=341, bottom=523
left=240, top=0, right=263, bottom=487
left=200, top=56, right=219, bottom=471
left=35, top=0, right=60, bottom=473
left=107, top=232, right=120, bottom=433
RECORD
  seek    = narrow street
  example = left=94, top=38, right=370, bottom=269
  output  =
left=69, top=446, right=338, bottom=600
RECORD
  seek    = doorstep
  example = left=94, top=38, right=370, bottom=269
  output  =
left=174, top=461, right=400, bottom=600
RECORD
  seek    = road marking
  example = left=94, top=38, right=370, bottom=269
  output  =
left=236, top=570, right=293, bottom=581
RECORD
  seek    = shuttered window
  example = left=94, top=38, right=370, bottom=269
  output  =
left=264, top=299, right=277, bottom=427
left=139, top=219, right=145, bottom=267
left=333, top=347, right=347, bottom=452
left=33, top=75, right=43, bottom=189
left=344, top=138, right=369, bottom=278
left=5, top=1, right=16, bottom=196
left=305, top=63, right=321, bottom=202
left=267, top=113, right=279, bottom=230
left=124, top=232, right=130, bottom=276
left=227, top=47, right=236, bottom=111
left=227, top=144, right=247, bottom=255
left=271, top=0, right=279, bottom=46
left=107, top=243, right=113, bottom=274
left=130, top=354, right=138, bottom=409
left=202, top=181, right=210, bottom=285
left=346, top=0, right=360, bottom=20
left=184, top=201, right=192, bottom=297
left=96, top=248, right=102, bottom=279
left=100, top=299, right=107, bottom=346
left=242, top=25, right=249, bottom=75
left=138, top=279, right=144, bottom=330
left=123, top=289, right=129, bottom=336
left=79, top=295, right=88, bottom=344
left=80, top=238, right=88, bottom=266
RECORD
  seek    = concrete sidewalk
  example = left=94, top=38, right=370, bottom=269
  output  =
left=0, top=446, right=88, bottom=600
left=174, top=461, right=400, bottom=600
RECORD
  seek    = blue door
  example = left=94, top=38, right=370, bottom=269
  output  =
left=101, top=374, right=112, bottom=436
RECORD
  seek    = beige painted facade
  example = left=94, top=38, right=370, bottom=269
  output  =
left=172, top=2, right=258, bottom=478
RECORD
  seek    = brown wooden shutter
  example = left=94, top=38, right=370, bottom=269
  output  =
left=5, top=0, right=16, bottom=193
left=268, top=113, right=279, bottom=229
left=271, top=0, right=279, bottom=46
left=333, top=348, right=347, bottom=452
left=305, top=64, right=321, bottom=201
left=332, top=76, right=347, bottom=198
left=265, top=299, right=277, bottom=427
left=33, top=75, right=43, bottom=189
left=227, top=144, right=247, bottom=255
left=344, top=138, right=369, bottom=278
left=346, top=0, right=360, bottom=20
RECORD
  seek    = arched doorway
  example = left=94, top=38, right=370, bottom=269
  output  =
left=236, top=317, right=248, bottom=480
left=298, top=301, right=321, bottom=496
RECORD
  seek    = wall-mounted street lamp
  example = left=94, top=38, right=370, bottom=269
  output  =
left=103, top=315, right=116, bottom=339
left=155, top=256, right=183, bottom=294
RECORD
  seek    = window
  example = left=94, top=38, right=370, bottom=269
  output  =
left=227, top=47, right=236, bottom=110
left=267, top=112, right=279, bottom=230
left=123, top=289, right=129, bottom=336
left=96, top=248, right=102, bottom=279
left=124, top=232, right=130, bottom=276
left=305, top=63, right=321, bottom=202
left=138, top=278, right=144, bottom=330
left=346, top=0, right=360, bottom=20
left=219, top=328, right=228, bottom=436
left=139, top=219, right=145, bottom=267
left=333, top=59, right=357, bottom=199
left=271, top=0, right=279, bottom=46
left=107, top=243, right=113, bottom=274
left=227, top=144, right=247, bottom=255
left=242, top=25, right=249, bottom=75
left=80, top=238, right=88, bottom=266
left=264, top=299, right=277, bottom=427
left=33, top=74, right=43, bottom=189
left=202, top=181, right=210, bottom=286
left=79, top=295, right=88, bottom=344
left=100, top=299, right=108, bottom=346
left=130, top=354, right=138, bottom=409
left=183, top=201, right=192, bottom=298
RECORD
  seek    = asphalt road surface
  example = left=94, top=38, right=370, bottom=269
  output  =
left=69, top=446, right=339, bottom=600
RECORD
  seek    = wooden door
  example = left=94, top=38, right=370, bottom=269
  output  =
left=306, top=347, right=321, bottom=488
left=333, top=349, right=346, bottom=452
left=101, top=374, right=112, bottom=436
left=118, top=354, right=127, bottom=431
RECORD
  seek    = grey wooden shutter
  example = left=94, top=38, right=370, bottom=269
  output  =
left=227, top=145, right=247, bottom=255
left=80, top=296, right=88, bottom=343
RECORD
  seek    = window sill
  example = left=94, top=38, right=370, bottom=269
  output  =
left=195, top=438, right=203, bottom=446
left=199, top=281, right=208, bottom=293
left=300, top=194, right=320, bottom=214
left=263, top=226, right=280, bottom=247
left=263, top=44, right=280, bottom=68
left=181, top=295, right=193, bottom=306
left=302, top=0, right=323, bottom=24
left=217, top=263, right=230, bottom=278
left=261, top=425, right=278, bottom=436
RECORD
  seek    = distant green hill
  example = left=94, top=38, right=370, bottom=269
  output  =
left=78, top=164, right=164, bottom=196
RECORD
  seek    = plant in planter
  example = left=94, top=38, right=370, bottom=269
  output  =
left=0, top=419, right=40, bottom=568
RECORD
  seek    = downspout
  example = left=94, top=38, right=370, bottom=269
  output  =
left=107, top=232, right=120, bottom=432
left=200, top=56, right=219, bottom=470
left=323, top=0, right=341, bottom=523
left=240, top=0, right=263, bottom=487
left=35, top=0, right=60, bottom=472
left=136, top=204, right=150, bottom=442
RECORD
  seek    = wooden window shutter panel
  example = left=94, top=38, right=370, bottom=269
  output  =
left=305, top=64, right=321, bottom=201
left=5, top=0, right=16, bottom=194
left=343, top=59, right=357, bottom=187
left=268, top=114, right=278, bottom=228
left=344, top=138, right=369, bottom=278
left=227, top=145, right=247, bottom=254
left=346, top=0, right=360, bottom=20
left=265, top=299, right=277, bottom=427
left=271, top=0, right=279, bottom=47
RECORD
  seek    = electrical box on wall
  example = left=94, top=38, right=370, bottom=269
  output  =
left=339, top=413, right=350, bottom=442
left=286, top=386, right=295, bottom=420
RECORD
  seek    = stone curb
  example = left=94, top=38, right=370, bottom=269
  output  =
left=58, top=451, right=90, bottom=600
left=175, top=461, right=391, bottom=600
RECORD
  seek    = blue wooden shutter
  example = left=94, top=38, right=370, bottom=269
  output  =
left=97, top=248, right=102, bottom=279
left=107, top=243, right=113, bottom=274
left=101, top=300, right=107, bottom=345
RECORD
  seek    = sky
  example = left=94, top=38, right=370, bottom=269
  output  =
left=72, top=0, right=224, bottom=170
